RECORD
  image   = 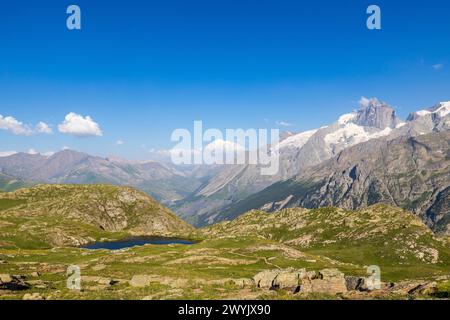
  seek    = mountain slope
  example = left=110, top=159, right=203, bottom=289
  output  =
left=203, top=205, right=450, bottom=274
left=0, top=173, right=29, bottom=192
left=0, top=184, right=193, bottom=248
left=221, top=131, right=450, bottom=234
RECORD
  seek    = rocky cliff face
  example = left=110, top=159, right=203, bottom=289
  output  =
left=353, top=98, right=401, bottom=129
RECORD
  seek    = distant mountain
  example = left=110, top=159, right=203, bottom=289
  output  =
left=219, top=130, right=450, bottom=234
left=0, top=150, right=204, bottom=204
left=0, top=172, right=29, bottom=192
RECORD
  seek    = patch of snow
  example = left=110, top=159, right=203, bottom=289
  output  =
left=396, top=122, right=406, bottom=129
left=371, top=127, right=392, bottom=139
left=0, top=151, right=17, bottom=157
left=435, top=101, right=450, bottom=117
left=415, top=102, right=450, bottom=118
left=324, top=123, right=370, bottom=147
left=416, top=110, right=431, bottom=116
left=274, top=129, right=318, bottom=151
left=338, top=112, right=356, bottom=125
left=324, top=123, right=393, bottom=149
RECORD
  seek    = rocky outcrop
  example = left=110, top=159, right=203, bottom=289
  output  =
left=253, top=268, right=349, bottom=295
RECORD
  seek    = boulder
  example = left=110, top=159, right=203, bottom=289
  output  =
left=0, top=274, right=12, bottom=283
left=273, top=268, right=306, bottom=291
left=301, top=269, right=347, bottom=295
left=345, top=276, right=367, bottom=291
left=23, top=293, right=44, bottom=300
left=130, top=275, right=154, bottom=288
left=0, top=274, right=30, bottom=291
left=253, top=270, right=280, bottom=289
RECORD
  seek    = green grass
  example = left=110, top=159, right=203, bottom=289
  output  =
left=0, top=199, right=26, bottom=211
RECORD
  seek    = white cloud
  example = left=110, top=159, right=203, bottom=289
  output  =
left=27, top=148, right=39, bottom=155
left=58, top=112, right=103, bottom=137
left=204, top=139, right=244, bottom=152
left=359, top=96, right=382, bottom=108
left=0, top=115, right=54, bottom=136
left=0, top=151, right=17, bottom=157
left=432, top=64, right=444, bottom=70
left=0, top=114, right=33, bottom=135
left=275, top=120, right=293, bottom=127
left=36, top=122, right=53, bottom=134
left=116, top=140, right=124, bottom=145
left=62, top=146, right=70, bottom=150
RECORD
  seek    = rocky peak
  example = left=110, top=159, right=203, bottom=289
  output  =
left=353, top=98, right=401, bottom=129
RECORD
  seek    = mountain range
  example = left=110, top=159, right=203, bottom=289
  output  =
left=1, top=99, right=449, bottom=232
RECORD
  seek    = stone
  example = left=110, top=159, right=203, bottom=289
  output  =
left=407, top=281, right=438, bottom=295
left=231, top=278, right=255, bottom=288
left=23, top=293, right=44, bottom=300
left=92, top=264, right=106, bottom=271
left=345, top=276, right=367, bottom=291
left=253, top=270, right=280, bottom=289
left=129, top=275, right=153, bottom=288
left=0, top=274, right=30, bottom=291
left=0, top=274, right=13, bottom=283
left=273, top=268, right=306, bottom=291
left=300, top=269, right=347, bottom=295
left=31, top=272, right=40, bottom=277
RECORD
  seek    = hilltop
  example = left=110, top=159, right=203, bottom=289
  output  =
left=0, top=185, right=193, bottom=249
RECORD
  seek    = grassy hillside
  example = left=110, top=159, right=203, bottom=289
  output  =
left=0, top=184, right=193, bottom=249
left=204, top=204, right=450, bottom=281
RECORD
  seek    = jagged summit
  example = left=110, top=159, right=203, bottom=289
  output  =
left=353, top=98, right=402, bottom=129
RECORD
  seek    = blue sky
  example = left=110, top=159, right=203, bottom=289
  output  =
left=1, top=0, right=449, bottom=159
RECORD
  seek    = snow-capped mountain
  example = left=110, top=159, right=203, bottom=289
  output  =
left=173, top=98, right=410, bottom=226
